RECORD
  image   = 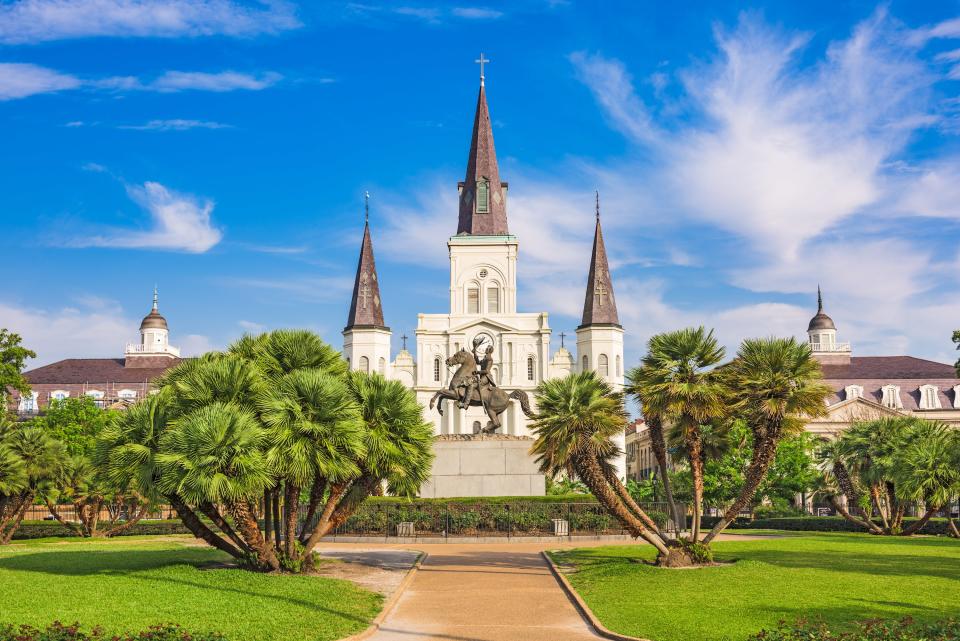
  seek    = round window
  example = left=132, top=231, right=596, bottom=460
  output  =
left=478, top=269, right=488, bottom=278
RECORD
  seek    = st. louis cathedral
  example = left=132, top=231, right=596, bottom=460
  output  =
left=340, top=72, right=628, bottom=477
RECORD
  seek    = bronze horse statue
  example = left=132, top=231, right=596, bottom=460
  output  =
left=429, top=348, right=535, bottom=434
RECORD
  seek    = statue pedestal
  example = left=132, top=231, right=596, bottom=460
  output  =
left=418, top=435, right=546, bottom=498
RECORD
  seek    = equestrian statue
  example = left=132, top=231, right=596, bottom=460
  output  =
left=429, top=336, right=535, bottom=434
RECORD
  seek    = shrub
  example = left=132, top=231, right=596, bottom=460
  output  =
left=679, top=539, right=714, bottom=564
left=752, top=504, right=807, bottom=520
left=0, top=622, right=225, bottom=641
left=12, top=520, right=191, bottom=541
left=752, top=617, right=960, bottom=641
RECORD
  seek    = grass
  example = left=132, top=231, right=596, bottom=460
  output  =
left=548, top=532, right=960, bottom=641
left=0, top=536, right=383, bottom=641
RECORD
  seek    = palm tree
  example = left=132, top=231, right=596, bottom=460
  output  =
left=895, top=421, right=960, bottom=536
left=703, top=337, right=829, bottom=544
left=816, top=438, right=882, bottom=534
left=530, top=371, right=673, bottom=559
left=627, top=327, right=727, bottom=540
left=158, top=402, right=277, bottom=570
left=0, top=426, right=66, bottom=544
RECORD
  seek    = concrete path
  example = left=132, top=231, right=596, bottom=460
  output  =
left=362, top=542, right=605, bottom=641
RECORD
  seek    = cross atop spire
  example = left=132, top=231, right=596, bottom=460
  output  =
left=456, top=71, right=509, bottom=235
left=364, top=191, right=370, bottom=223
left=475, top=52, right=489, bottom=86
left=579, top=195, right=620, bottom=328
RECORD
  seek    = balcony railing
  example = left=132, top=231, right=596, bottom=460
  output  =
left=124, top=343, right=180, bottom=357
left=810, top=342, right=851, bottom=353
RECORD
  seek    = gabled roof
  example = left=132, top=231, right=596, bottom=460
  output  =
left=23, top=358, right=179, bottom=384
left=456, top=83, right=509, bottom=236
left=579, top=197, right=620, bottom=328
left=821, top=356, right=958, bottom=380
left=345, top=220, right=387, bottom=331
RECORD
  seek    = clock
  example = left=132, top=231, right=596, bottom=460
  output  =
left=472, top=332, right=494, bottom=355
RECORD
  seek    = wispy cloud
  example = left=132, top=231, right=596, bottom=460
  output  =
left=346, top=3, right=503, bottom=24
left=72, top=181, right=223, bottom=253
left=0, top=0, right=301, bottom=45
left=0, top=64, right=283, bottom=101
left=0, top=62, right=81, bottom=100
left=118, top=119, right=232, bottom=131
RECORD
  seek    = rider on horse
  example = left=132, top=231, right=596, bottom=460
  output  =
left=457, top=338, right=497, bottom=409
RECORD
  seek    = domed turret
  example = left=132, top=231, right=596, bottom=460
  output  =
left=807, top=287, right=836, bottom=332
left=139, top=289, right=169, bottom=331
left=807, top=287, right=849, bottom=360
left=125, top=288, right=179, bottom=362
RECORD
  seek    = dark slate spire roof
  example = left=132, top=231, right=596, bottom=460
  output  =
left=345, top=206, right=387, bottom=331
left=139, top=287, right=168, bottom=331
left=579, top=194, right=620, bottom=328
left=808, top=286, right=836, bottom=331
left=456, top=81, right=509, bottom=235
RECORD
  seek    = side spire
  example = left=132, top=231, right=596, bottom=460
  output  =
left=457, top=56, right=509, bottom=236
left=579, top=192, right=620, bottom=328
left=345, top=194, right=387, bottom=330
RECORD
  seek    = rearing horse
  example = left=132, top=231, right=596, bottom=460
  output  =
left=428, top=348, right=535, bottom=434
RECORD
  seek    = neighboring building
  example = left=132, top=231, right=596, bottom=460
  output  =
left=342, top=72, right=627, bottom=478
left=626, top=288, right=960, bottom=482
left=11, top=290, right=181, bottom=415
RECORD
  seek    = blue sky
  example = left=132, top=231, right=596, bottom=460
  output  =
left=2, top=0, right=959, bottom=369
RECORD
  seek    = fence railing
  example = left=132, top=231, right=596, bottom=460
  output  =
left=300, top=501, right=687, bottom=539
left=21, top=504, right=177, bottom=523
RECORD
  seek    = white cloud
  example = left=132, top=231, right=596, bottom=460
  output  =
left=74, top=181, right=222, bottom=253
left=179, top=333, right=217, bottom=356
left=147, top=70, right=281, bottom=92
left=346, top=3, right=503, bottom=23
left=570, top=52, right=661, bottom=145
left=0, top=62, right=81, bottom=100
left=451, top=7, right=503, bottom=19
left=118, top=119, right=232, bottom=131
left=0, top=0, right=301, bottom=44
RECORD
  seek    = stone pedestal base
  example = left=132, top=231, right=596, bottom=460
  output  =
left=418, top=435, right=546, bottom=498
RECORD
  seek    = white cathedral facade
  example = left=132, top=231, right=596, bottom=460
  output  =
left=342, top=75, right=627, bottom=479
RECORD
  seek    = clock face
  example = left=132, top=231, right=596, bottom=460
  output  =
left=473, top=332, right=494, bottom=355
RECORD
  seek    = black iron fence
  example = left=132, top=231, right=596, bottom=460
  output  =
left=301, top=501, right=687, bottom=539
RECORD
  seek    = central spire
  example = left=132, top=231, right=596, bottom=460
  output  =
left=346, top=194, right=387, bottom=330
left=580, top=193, right=620, bottom=328
left=457, top=62, right=509, bottom=236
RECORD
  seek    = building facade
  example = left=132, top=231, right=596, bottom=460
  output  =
left=11, top=290, right=181, bottom=415
left=341, top=75, right=627, bottom=477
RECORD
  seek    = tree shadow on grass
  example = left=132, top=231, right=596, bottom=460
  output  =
left=732, top=549, right=960, bottom=581
left=0, top=549, right=377, bottom=628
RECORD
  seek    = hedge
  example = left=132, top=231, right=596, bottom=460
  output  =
left=11, top=520, right=191, bottom=540
left=0, top=622, right=225, bottom=641
left=736, top=516, right=953, bottom=535
left=752, top=617, right=960, bottom=641
left=364, top=494, right=598, bottom=505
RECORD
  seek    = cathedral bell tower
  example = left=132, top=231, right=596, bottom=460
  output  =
left=343, top=194, right=392, bottom=376
left=448, top=62, right=517, bottom=318
left=576, top=194, right=626, bottom=476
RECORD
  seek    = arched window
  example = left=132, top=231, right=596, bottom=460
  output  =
left=476, top=179, right=489, bottom=213
left=598, top=354, right=609, bottom=376
left=881, top=385, right=902, bottom=409
left=472, top=421, right=482, bottom=434
left=616, top=355, right=622, bottom=377
left=117, top=389, right=137, bottom=401
left=919, top=385, right=941, bottom=410
left=359, top=356, right=370, bottom=374
left=527, top=356, right=535, bottom=381
left=582, top=355, right=589, bottom=371
left=467, top=286, right=480, bottom=314
left=486, top=285, right=500, bottom=314
left=433, top=357, right=441, bottom=382
left=845, top=385, right=864, bottom=400
left=378, top=357, right=386, bottom=375
left=51, top=390, right=70, bottom=401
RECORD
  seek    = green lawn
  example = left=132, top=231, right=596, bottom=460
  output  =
left=0, top=536, right=382, bottom=641
left=549, top=532, right=960, bottom=641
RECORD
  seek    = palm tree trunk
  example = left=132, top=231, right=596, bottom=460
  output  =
left=686, top=431, right=705, bottom=541
left=703, top=433, right=779, bottom=545
left=870, top=485, right=890, bottom=533
left=301, top=481, right=351, bottom=558
left=44, top=497, right=83, bottom=536
left=229, top=500, right=280, bottom=572
left=0, top=492, right=34, bottom=545
left=574, top=451, right=671, bottom=557
left=648, top=416, right=683, bottom=531
left=901, top=504, right=939, bottom=536
left=271, top=488, right=282, bottom=549
left=198, top=503, right=250, bottom=553
left=299, top=477, right=327, bottom=544
left=283, top=482, right=300, bottom=559
left=103, top=503, right=150, bottom=537
left=948, top=517, right=959, bottom=539
left=263, top=489, right=273, bottom=542
left=167, top=494, right=242, bottom=558
left=829, top=496, right=883, bottom=534
left=603, top=467, right=663, bottom=535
